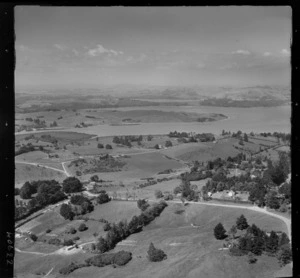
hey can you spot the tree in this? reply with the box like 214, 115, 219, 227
62, 177, 83, 193
97, 192, 111, 204
60, 204, 74, 220
105, 144, 113, 149
30, 233, 38, 242
154, 190, 163, 199
147, 242, 167, 262
214, 223, 227, 240
137, 199, 150, 211
103, 223, 111, 231
20, 181, 36, 199
278, 233, 290, 247
78, 223, 87, 232
90, 175, 99, 182
236, 215, 249, 230
277, 244, 292, 266
165, 140, 173, 147
96, 237, 109, 253
97, 143, 104, 149
244, 133, 249, 142
229, 225, 237, 239
266, 231, 279, 254
265, 191, 280, 209
147, 135, 153, 141
15, 188, 20, 196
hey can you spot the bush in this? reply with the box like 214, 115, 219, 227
78, 223, 88, 232
147, 242, 167, 262
63, 239, 74, 246
46, 229, 52, 233
137, 199, 150, 211
154, 190, 163, 199
59, 262, 86, 275
97, 192, 111, 204
103, 223, 112, 231
105, 144, 113, 149
214, 223, 227, 240
248, 253, 257, 264
30, 234, 38, 241
48, 238, 61, 246
97, 143, 104, 149
66, 227, 77, 234
86, 251, 132, 267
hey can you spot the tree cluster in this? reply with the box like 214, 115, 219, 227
16, 180, 66, 221
96, 191, 111, 204
62, 177, 83, 193
96, 201, 168, 253
147, 242, 167, 262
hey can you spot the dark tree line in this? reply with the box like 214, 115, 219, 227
96, 201, 168, 253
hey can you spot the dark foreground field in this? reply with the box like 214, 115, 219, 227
14, 202, 288, 278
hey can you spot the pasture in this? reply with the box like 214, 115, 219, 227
15, 164, 66, 186
66, 203, 287, 278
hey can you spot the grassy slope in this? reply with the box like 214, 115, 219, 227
69, 203, 286, 278
15, 164, 66, 186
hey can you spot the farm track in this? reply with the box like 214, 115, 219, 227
15, 160, 68, 176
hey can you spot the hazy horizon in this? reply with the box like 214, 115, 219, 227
15, 6, 291, 89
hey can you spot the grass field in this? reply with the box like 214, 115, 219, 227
162, 139, 241, 162
64, 203, 287, 278
14, 201, 288, 278
15, 164, 66, 186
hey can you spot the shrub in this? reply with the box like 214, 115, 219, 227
72, 236, 80, 241
64, 239, 74, 246
48, 238, 61, 246
97, 143, 104, 149
46, 229, 52, 233
59, 262, 86, 275
105, 144, 113, 149
103, 223, 111, 231
30, 234, 38, 241
97, 192, 111, 204
137, 199, 150, 211
86, 251, 132, 267
147, 242, 167, 262
66, 227, 77, 234
78, 223, 88, 232
248, 253, 257, 264
155, 190, 163, 199
214, 223, 227, 240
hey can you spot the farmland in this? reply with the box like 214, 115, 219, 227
14, 112, 291, 278
14, 201, 289, 278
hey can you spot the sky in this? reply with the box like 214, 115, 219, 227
15, 6, 291, 88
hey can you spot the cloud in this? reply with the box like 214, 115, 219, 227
263, 52, 272, 57
87, 44, 123, 57
280, 48, 290, 56
54, 44, 67, 51
231, 49, 251, 55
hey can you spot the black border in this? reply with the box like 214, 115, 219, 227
0, 2, 298, 278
